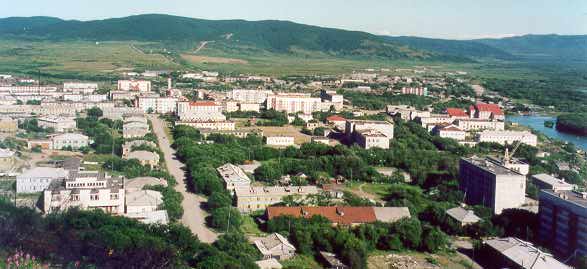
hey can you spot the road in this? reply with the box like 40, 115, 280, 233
149, 115, 218, 243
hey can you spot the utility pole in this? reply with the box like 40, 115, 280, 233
226, 208, 231, 233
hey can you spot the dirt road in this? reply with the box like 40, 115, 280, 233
149, 115, 218, 243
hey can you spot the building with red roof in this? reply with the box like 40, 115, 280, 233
325, 115, 347, 130
446, 108, 469, 119
266, 206, 410, 226
469, 103, 504, 120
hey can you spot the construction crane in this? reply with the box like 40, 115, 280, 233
503, 140, 523, 165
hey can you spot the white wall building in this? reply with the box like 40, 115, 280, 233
477, 131, 538, 147
217, 163, 252, 192
266, 93, 323, 114
235, 186, 320, 212
265, 136, 295, 147
117, 80, 151, 92
227, 89, 273, 104
16, 167, 69, 193
354, 129, 390, 149
176, 120, 236, 131
37, 116, 77, 132
137, 97, 177, 114
433, 125, 467, 141
51, 133, 90, 150
454, 119, 505, 131
63, 82, 98, 94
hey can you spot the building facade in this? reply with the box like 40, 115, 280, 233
17, 167, 69, 193
217, 163, 252, 192
476, 131, 538, 147
37, 116, 77, 132
235, 186, 320, 212
137, 97, 177, 114
51, 133, 90, 150
117, 80, 151, 92
265, 136, 295, 147
265, 93, 323, 114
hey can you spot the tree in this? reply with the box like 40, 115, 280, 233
209, 207, 242, 232
87, 107, 103, 118
393, 218, 423, 249
207, 191, 232, 210
422, 226, 449, 253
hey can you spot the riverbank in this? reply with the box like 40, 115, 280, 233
507, 115, 587, 151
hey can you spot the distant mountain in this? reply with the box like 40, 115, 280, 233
0, 14, 584, 63
475, 34, 587, 62
382, 36, 515, 60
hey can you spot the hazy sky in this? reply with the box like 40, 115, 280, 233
2, 0, 585, 39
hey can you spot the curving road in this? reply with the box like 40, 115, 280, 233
149, 115, 218, 243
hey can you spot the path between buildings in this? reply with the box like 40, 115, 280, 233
149, 115, 218, 243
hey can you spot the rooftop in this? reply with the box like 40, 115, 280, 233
541, 189, 587, 208
326, 115, 346, 122
461, 157, 523, 176
235, 186, 319, 197
254, 233, 296, 254
126, 190, 163, 207
484, 237, 571, 269
446, 207, 481, 223
446, 108, 468, 117
531, 174, 573, 188
127, 150, 159, 161
0, 148, 15, 158
267, 206, 410, 225
217, 163, 251, 184
472, 103, 503, 115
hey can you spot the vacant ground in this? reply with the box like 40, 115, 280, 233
181, 54, 249, 64
368, 251, 479, 269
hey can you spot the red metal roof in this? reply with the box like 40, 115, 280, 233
326, 115, 346, 122
474, 103, 503, 115
446, 108, 468, 117
267, 206, 377, 225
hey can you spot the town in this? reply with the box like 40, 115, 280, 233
0, 66, 585, 269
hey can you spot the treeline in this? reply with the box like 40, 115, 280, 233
340, 90, 433, 110
0, 201, 261, 269
556, 113, 587, 136
483, 78, 587, 113
76, 108, 123, 154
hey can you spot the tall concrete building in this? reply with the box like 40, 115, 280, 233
459, 157, 526, 214
538, 189, 587, 258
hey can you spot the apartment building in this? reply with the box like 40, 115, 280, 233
137, 97, 177, 114
265, 93, 323, 114
51, 133, 90, 150
0, 117, 17, 133
16, 167, 69, 193
125, 150, 160, 167
217, 163, 252, 192
354, 129, 390, 149
417, 114, 455, 128
531, 174, 574, 192
476, 130, 538, 147
238, 103, 261, 112
63, 94, 108, 103
63, 82, 98, 94
459, 157, 526, 214
401, 87, 428, 96
432, 124, 466, 141
235, 186, 320, 212
37, 116, 77, 132
227, 89, 273, 104
454, 119, 505, 131
123, 120, 150, 139
117, 80, 151, 92
175, 120, 236, 131
265, 135, 295, 147
482, 237, 571, 269
446, 108, 470, 120
320, 90, 344, 110
325, 115, 347, 130
538, 189, 587, 257
386, 105, 419, 121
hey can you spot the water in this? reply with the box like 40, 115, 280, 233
506, 115, 587, 151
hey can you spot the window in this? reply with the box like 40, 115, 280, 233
90, 194, 99, 201
110, 194, 119, 200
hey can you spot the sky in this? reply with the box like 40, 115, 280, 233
1, 0, 585, 39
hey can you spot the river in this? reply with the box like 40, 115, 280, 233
507, 115, 587, 151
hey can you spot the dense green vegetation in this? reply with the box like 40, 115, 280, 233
556, 113, 587, 136
340, 90, 434, 110
0, 200, 260, 269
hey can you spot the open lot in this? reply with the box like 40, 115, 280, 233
257, 125, 312, 145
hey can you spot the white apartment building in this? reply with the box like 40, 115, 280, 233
176, 101, 223, 115
477, 131, 537, 146
454, 119, 505, 131
433, 125, 467, 141
178, 111, 226, 122
137, 97, 177, 114
239, 103, 261, 112
175, 120, 236, 131
117, 80, 151, 92
235, 186, 320, 212
43, 170, 125, 214
265, 136, 295, 147
227, 89, 273, 104
16, 167, 69, 193
37, 116, 77, 132
345, 120, 395, 140
417, 114, 454, 128
320, 90, 344, 110
63, 82, 98, 94
266, 93, 323, 114
354, 129, 390, 149
123, 121, 150, 139
217, 163, 252, 192
63, 94, 108, 103
51, 133, 90, 150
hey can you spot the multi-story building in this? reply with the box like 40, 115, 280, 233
482, 237, 571, 269
137, 97, 177, 114
265, 93, 323, 114
459, 157, 526, 214
401, 87, 428, 96
538, 189, 587, 257
265, 135, 295, 147
0, 117, 17, 133
454, 119, 505, 131
238, 103, 261, 112
227, 89, 273, 104
325, 115, 347, 130
320, 90, 344, 110
16, 167, 69, 193
110, 90, 141, 100
117, 80, 151, 92
125, 150, 160, 168
176, 101, 223, 116
178, 111, 226, 122
386, 105, 419, 121
37, 116, 77, 132
354, 129, 390, 149
446, 108, 470, 120
469, 103, 505, 120
63, 82, 98, 94
235, 186, 320, 212
432, 124, 467, 141
175, 120, 236, 131
63, 94, 108, 103
51, 133, 90, 150
217, 163, 252, 192
417, 114, 454, 128
476, 131, 538, 147
43, 170, 125, 215
531, 174, 575, 192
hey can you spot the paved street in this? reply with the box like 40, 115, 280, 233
149, 115, 218, 243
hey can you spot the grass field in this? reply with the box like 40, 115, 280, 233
0, 39, 564, 80
0, 40, 178, 80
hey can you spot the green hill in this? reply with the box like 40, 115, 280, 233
476, 34, 587, 62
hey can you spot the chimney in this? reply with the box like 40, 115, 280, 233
167, 77, 172, 90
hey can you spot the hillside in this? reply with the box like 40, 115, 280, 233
383, 36, 515, 60
0, 14, 439, 60
476, 34, 587, 62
